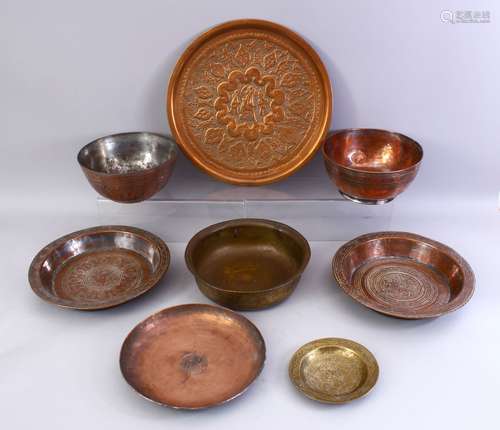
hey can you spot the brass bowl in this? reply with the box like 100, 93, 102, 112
78, 132, 177, 203
120, 304, 266, 409
289, 338, 379, 404
323, 129, 423, 204
185, 219, 310, 310
28, 226, 170, 310
333, 232, 475, 319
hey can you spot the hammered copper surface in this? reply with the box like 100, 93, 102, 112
185, 219, 310, 310
333, 232, 475, 319
289, 338, 378, 404
120, 304, 266, 409
167, 19, 332, 185
78, 132, 177, 203
323, 129, 423, 204
28, 226, 170, 310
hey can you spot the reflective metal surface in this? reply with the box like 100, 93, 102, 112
333, 232, 475, 319
289, 338, 379, 404
185, 219, 310, 310
78, 132, 177, 203
120, 304, 266, 409
167, 19, 332, 185
323, 129, 423, 204
29, 226, 170, 310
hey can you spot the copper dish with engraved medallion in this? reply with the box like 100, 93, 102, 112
119, 304, 266, 409
28, 226, 169, 310
333, 232, 475, 319
167, 19, 332, 185
289, 338, 379, 404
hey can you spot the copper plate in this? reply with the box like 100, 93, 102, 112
333, 232, 475, 319
167, 19, 332, 185
120, 304, 266, 409
289, 338, 379, 404
28, 226, 169, 310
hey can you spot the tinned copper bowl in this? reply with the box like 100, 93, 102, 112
78, 132, 177, 203
323, 129, 423, 204
185, 219, 311, 310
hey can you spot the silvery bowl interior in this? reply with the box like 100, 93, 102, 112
78, 132, 177, 175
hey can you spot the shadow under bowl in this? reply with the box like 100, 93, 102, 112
185, 219, 311, 310
78, 132, 177, 203
323, 128, 423, 204
28, 225, 170, 310
332, 231, 475, 319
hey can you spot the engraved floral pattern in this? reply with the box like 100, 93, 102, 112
175, 34, 324, 172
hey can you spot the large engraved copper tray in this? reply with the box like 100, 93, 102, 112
167, 19, 332, 185
120, 304, 266, 409
333, 232, 475, 319
28, 226, 169, 310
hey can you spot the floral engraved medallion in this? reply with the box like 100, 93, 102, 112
168, 20, 332, 184
54, 249, 151, 302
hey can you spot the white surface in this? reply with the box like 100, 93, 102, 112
2, 0, 500, 428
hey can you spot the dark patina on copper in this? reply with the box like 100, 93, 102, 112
119, 304, 266, 409
333, 232, 475, 319
28, 226, 170, 310
185, 219, 311, 310
78, 132, 177, 203
323, 129, 423, 204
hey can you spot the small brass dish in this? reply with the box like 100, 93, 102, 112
323, 128, 423, 204
120, 304, 266, 409
78, 132, 177, 203
333, 232, 475, 319
28, 226, 169, 310
185, 219, 310, 310
289, 338, 379, 404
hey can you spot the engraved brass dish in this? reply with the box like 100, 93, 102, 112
120, 304, 266, 409
185, 219, 310, 310
323, 129, 423, 204
78, 132, 177, 203
28, 226, 169, 310
289, 338, 379, 404
167, 19, 332, 185
333, 232, 475, 319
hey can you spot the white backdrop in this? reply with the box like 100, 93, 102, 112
2, 1, 499, 429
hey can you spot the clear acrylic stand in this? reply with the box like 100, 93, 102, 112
97, 160, 393, 242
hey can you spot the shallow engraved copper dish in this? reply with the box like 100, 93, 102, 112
333, 232, 475, 319
28, 226, 169, 310
78, 132, 177, 203
185, 219, 310, 310
289, 338, 379, 404
167, 19, 332, 185
323, 129, 423, 204
120, 304, 266, 409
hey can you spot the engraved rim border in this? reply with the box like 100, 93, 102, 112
166, 18, 333, 185
119, 303, 266, 410
332, 231, 475, 319
288, 337, 379, 404
28, 225, 170, 310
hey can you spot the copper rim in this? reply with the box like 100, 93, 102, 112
119, 304, 266, 409
322, 128, 423, 175
28, 225, 170, 310
332, 232, 475, 319
167, 19, 332, 185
